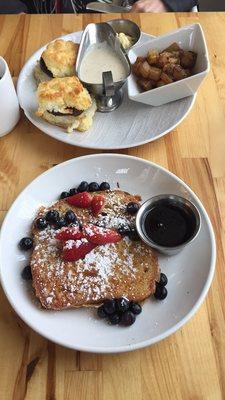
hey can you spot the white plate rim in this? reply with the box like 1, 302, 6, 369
17, 32, 196, 150
0, 154, 216, 353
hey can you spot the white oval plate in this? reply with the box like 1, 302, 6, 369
0, 154, 216, 353
17, 31, 196, 150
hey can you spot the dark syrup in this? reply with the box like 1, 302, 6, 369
143, 201, 197, 247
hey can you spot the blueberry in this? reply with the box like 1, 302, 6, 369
128, 227, 140, 241
19, 237, 33, 251
109, 312, 121, 325
64, 210, 77, 224
21, 265, 32, 280
60, 191, 70, 200
97, 305, 107, 319
120, 311, 136, 326
88, 182, 100, 192
117, 224, 131, 236
103, 299, 116, 315
159, 273, 168, 287
69, 188, 78, 196
126, 202, 140, 215
154, 284, 168, 300
129, 301, 142, 315
116, 297, 129, 313
36, 218, 48, 230
54, 217, 67, 229
45, 210, 59, 223
99, 182, 110, 191
77, 181, 89, 193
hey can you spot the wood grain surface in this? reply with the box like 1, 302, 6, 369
0, 12, 225, 400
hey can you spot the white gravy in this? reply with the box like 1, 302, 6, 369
79, 42, 127, 84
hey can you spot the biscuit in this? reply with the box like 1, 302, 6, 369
42, 99, 97, 133
34, 63, 51, 85
30, 190, 160, 310
41, 39, 78, 78
36, 76, 92, 115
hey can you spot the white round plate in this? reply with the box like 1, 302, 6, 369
0, 154, 216, 353
17, 32, 196, 150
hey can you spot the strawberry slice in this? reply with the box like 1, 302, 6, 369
67, 192, 92, 208
91, 195, 105, 216
55, 226, 84, 241
84, 224, 122, 245
62, 239, 96, 262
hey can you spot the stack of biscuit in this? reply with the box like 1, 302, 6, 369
34, 39, 96, 133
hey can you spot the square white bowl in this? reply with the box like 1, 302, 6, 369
128, 23, 210, 107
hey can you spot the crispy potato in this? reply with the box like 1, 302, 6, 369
139, 61, 152, 79
156, 80, 166, 88
180, 51, 197, 69
160, 72, 173, 84
132, 59, 144, 77
137, 78, 153, 91
163, 42, 181, 52
173, 65, 189, 81
148, 65, 162, 81
163, 63, 175, 76
147, 49, 159, 65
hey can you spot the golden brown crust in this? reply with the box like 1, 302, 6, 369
41, 39, 78, 78
36, 76, 92, 116
30, 190, 160, 310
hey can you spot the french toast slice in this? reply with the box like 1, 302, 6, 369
30, 190, 160, 310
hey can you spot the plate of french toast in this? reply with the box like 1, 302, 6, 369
0, 154, 216, 352
17, 24, 196, 150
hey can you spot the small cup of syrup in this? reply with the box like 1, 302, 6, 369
136, 195, 201, 256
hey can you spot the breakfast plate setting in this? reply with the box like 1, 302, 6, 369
0, 18, 215, 354
17, 20, 209, 150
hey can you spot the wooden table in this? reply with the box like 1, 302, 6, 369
0, 12, 225, 400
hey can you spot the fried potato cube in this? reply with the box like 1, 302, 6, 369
137, 78, 153, 92
163, 63, 175, 76
163, 42, 181, 52
156, 80, 166, 88
139, 61, 152, 79
147, 49, 159, 65
180, 51, 197, 69
173, 65, 189, 81
132, 58, 146, 77
148, 65, 162, 81
160, 72, 173, 84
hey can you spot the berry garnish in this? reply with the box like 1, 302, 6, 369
126, 202, 140, 215
99, 182, 110, 191
109, 313, 121, 325
91, 194, 105, 216
63, 239, 96, 262
60, 191, 70, 200
21, 265, 32, 280
36, 218, 48, 230
56, 226, 83, 241
159, 273, 168, 287
54, 217, 67, 229
19, 237, 33, 251
88, 182, 100, 192
64, 210, 77, 224
117, 224, 131, 236
46, 210, 59, 223
84, 224, 122, 245
120, 311, 136, 326
97, 305, 107, 319
103, 299, 116, 315
116, 297, 129, 313
129, 301, 142, 315
128, 227, 140, 241
69, 188, 78, 196
67, 192, 92, 208
154, 284, 168, 300
77, 181, 89, 193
